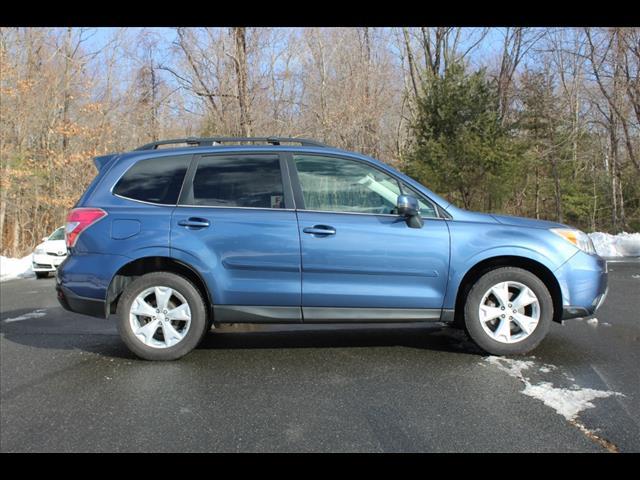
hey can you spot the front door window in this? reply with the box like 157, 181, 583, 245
293, 155, 402, 215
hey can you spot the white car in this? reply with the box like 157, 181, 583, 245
32, 227, 68, 278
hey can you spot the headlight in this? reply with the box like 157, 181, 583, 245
34, 247, 45, 254
550, 228, 596, 255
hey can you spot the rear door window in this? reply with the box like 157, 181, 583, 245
113, 155, 190, 205
186, 155, 285, 209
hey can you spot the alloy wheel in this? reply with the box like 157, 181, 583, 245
478, 281, 540, 344
129, 286, 192, 348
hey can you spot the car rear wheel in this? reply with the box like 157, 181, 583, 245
463, 267, 553, 355
116, 272, 208, 360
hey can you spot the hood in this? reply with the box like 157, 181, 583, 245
39, 239, 68, 255
490, 214, 567, 230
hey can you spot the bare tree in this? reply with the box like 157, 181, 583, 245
227, 27, 252, 136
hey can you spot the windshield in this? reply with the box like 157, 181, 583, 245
48, 227, 65, 241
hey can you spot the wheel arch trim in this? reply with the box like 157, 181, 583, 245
447, 251, 564, 325
106, 255, 213, 316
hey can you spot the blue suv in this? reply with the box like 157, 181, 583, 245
56, 137, 608, 360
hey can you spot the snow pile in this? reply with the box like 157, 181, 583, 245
0, 255, 34, 282
589, 232, 640, 257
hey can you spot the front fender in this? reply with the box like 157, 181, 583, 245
443, 221, 576, 309
443, 246, 562, 309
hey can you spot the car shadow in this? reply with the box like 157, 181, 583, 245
0, 307, 485, 359
199, 323, 484, 355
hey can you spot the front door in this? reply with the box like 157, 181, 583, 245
290, 153, 450, 321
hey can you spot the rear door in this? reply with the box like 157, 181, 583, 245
170, 152, 302, 321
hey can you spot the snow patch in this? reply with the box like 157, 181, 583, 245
539, 364, 558, 373
3, 309, 47, 323
485, 355, 534, 378
522, 382, 619, 421
587, 318, 598, 326
483, 356, 622, 421
589, 232, 640, 257
0, 255, 34, 282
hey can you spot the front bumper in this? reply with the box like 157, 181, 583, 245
556, 251, 608, 319
32, 253, 66, 272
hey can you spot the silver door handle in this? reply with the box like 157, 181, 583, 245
303, 225, 336, 236
178, 218, 210, 228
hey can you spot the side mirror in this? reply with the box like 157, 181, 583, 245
396, 195, 423, 228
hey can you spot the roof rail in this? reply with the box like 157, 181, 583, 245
134, 137, 328, 151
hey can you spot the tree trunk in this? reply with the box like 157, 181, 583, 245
534, 166, 540, 220
0, 187, 6, 250
150, 62, 158, 141
361, 27, 377, 157
232, 27, 252, 137
402, 28, 420, 99
591, 158, 597, 231
12, 201, 20, 257
61, 27, 72, 153
609, 125, 619, 231
551, 156, 563, 223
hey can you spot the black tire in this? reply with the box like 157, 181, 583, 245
463, 267, 553, 356
35, 271, 49, 279
116, 271, 208, 361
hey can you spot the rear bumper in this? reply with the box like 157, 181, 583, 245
556, 251, 608, 319
55, 252, 131, 319
57, 283, 106, 318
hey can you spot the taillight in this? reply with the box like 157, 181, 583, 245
65, 208, 107, 248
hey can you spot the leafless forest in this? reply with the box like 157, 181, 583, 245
1, 27, 639, 256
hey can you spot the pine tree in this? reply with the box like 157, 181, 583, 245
406, 62, 520, 211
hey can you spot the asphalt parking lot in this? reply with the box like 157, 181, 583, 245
1, 260, 638, 452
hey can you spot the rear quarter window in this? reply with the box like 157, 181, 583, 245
113, 155, 190, 205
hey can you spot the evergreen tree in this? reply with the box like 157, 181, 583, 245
406, 63, 520, 211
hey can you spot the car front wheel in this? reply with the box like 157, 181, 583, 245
463, 267, 553, 355
116, 272, 208, 360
